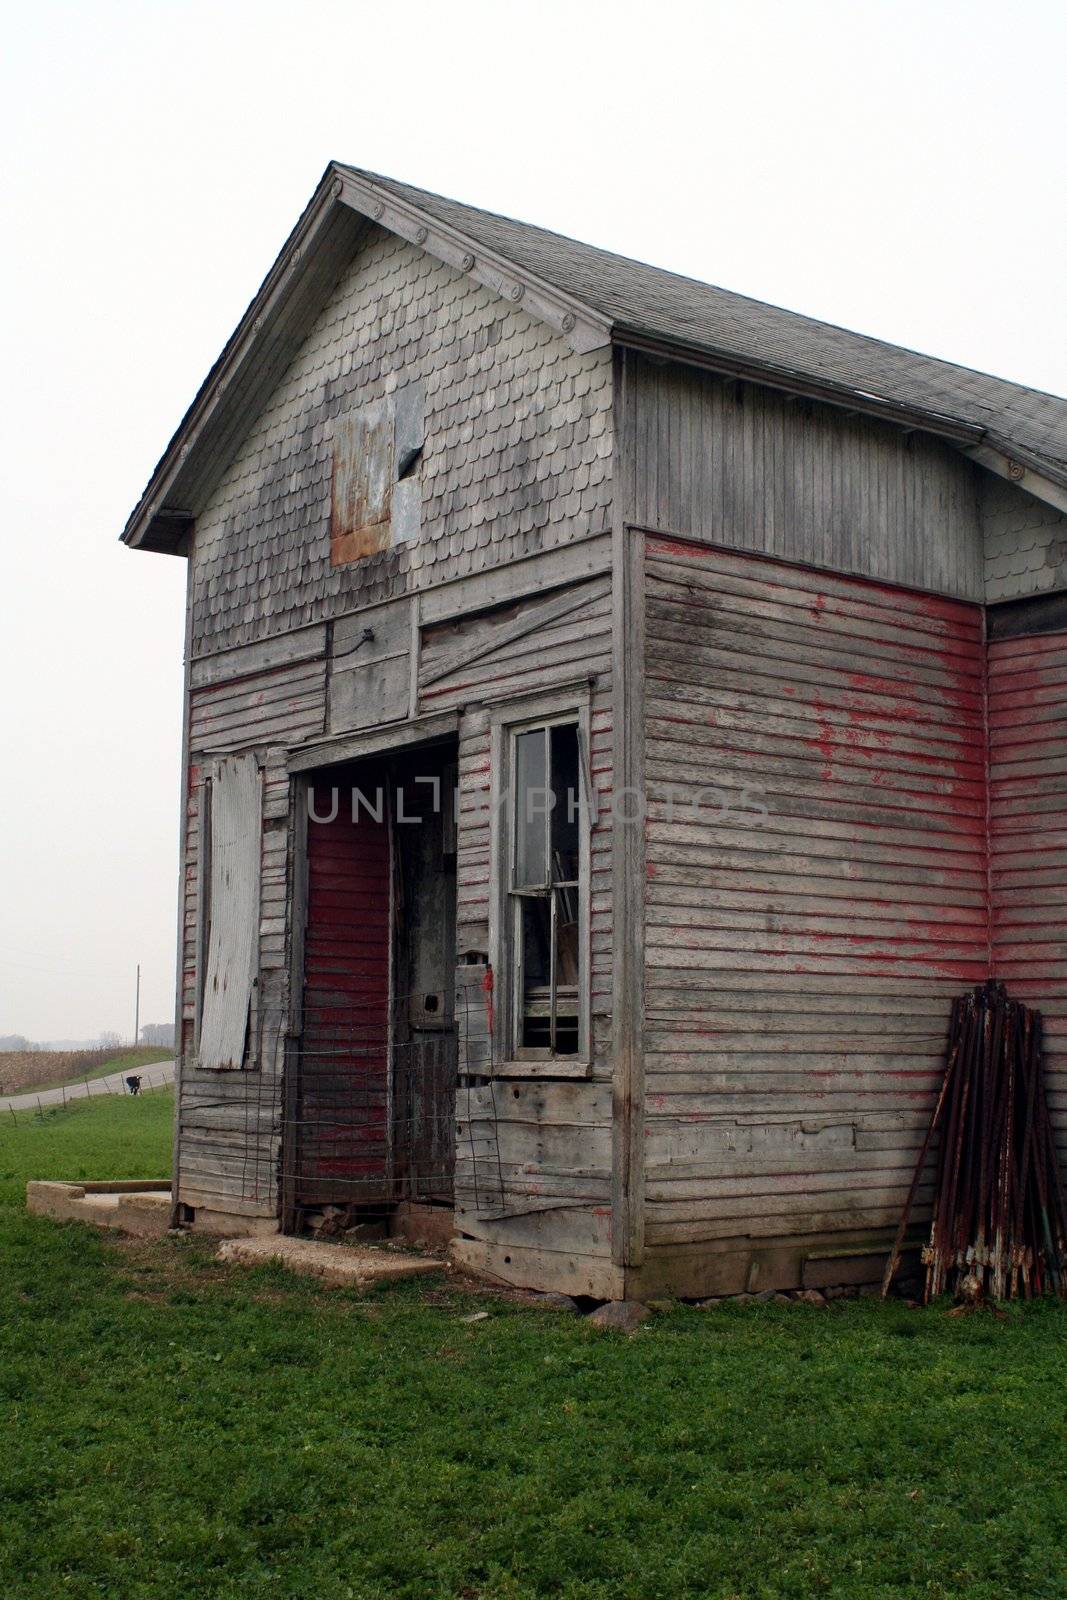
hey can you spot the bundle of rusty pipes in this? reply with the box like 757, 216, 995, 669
883, 980, 1067, 1304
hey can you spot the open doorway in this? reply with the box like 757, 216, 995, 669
284, 738, 458, 1234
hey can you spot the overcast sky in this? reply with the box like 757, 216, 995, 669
1, 0, 1064, 1042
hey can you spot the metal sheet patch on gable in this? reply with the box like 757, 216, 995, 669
330, 399, 393, 565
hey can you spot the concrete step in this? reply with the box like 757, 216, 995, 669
27, 1181, 172, 1238
216, 1234, 444, 1289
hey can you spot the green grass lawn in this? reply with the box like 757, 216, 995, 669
2, 1093, 1066, 1599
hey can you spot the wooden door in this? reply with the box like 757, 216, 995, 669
296, 773, 392, 1209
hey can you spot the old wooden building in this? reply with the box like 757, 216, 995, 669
123, 164, 1067, 1299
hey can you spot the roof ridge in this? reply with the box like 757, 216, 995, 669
341, 164, 1067, 416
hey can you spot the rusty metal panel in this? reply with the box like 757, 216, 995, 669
330, 399, 393, 565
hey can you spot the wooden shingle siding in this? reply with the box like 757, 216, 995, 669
989, 629, 1067, 1140
191, 227, 612, 657
642, 537, 988, 1255
625, 353, 984, 600
982, 475, 1067, 603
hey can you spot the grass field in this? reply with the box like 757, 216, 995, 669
0, 1045, 172, 1098
2, 1094, 1067, 1598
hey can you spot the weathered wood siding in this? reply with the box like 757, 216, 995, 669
176, 651, 328, 1217
417, 575, 618, 1292
640, 536, 989, 1292
989, 628, 1067, 1142
177, 223, 615, 1220
191, 226, 612, 657
175, 560, 619, 1237
624, 351, 983, 600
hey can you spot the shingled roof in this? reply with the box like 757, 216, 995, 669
343, 165, 1067, 486
124, 162, 1067, 551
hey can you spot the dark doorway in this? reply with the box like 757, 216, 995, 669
286, 740, 458, 1229
391, 747, 458, 1204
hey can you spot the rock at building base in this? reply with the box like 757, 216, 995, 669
794, 1288, 828, 1307
585, 1300, 651, 1333
531, 1292, 580, 1312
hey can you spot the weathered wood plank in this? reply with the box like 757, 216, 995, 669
198, 755, 262, 1071
640, 537, 987, 1263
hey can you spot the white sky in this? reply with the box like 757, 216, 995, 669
1, 0, 1065, 1041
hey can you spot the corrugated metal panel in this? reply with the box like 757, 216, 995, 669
643, 537, 988, 1250
626, 355, 984, 600
296, 779, 392, 1206
989, 629, 1067, 1137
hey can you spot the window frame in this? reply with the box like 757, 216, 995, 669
488, 689, 593, 1079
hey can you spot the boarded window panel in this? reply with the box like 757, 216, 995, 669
330, 400, 393, 566
199, 754, 261, 1070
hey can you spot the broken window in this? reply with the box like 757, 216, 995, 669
507, 718, 586, 1059
197, 753, 261, 1070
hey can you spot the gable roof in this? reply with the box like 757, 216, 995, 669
123, 161, 1067, 552
348, 166, 1067, 482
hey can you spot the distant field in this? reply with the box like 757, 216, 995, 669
0, 1046, 171, 1097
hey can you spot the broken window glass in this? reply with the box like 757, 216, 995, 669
509, 718, 583, 1058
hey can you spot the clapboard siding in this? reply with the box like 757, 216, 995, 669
642, 537, 988, 1254
989, 629, 1067, 1137
420, 578, 616, 1272
175, 655, 329, 1216
625, 352, 984, 600
419, 576, 615, 1072
451, 1078, 617, 1296
188, 658, 327, 755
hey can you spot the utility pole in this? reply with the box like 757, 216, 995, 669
134, 963, 140, 1048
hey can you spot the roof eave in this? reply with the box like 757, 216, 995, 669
613, 324, 986, 448
962, 441, 1067, 515
334, 167, 612, 356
